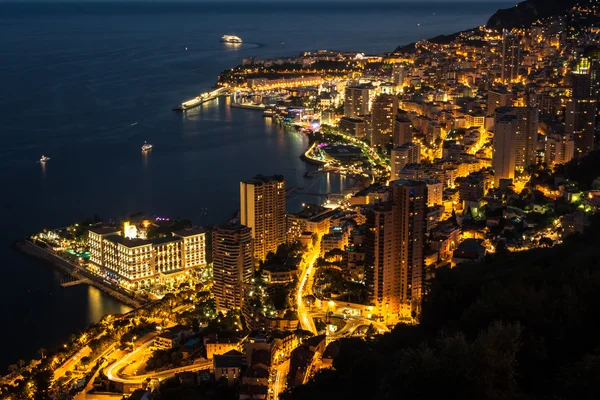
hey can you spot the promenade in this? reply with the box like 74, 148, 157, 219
13, 239, 143, 308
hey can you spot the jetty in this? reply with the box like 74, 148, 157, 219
13, 240, 144, 308
172, 87, 229, 112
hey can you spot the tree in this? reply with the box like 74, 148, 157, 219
38, 348, 46, 359
365, 324, 377, 337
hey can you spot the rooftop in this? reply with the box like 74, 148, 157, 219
173, 228, 207, 237
88, 226, 120, 235
104, 235, 151, 248
243, 175, 285, 185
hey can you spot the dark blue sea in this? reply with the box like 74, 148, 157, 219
0, 1, 510, 370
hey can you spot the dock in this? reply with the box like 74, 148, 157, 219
173, 87, 229, 112
12, 240, 144, 308
61, 279, 88, 287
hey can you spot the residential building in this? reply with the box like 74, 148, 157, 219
501, 30, 520, 83
452, 239, 487, 265
391, 180, 427, 322
212, 223, 254, 313
392, 115, 413, 147
392, 63, 406, 89
344, 86, 370, 118
495, 107, 539, 170
240, 175, 286, 261
370, 94, 398, 147
492, 115, 517, 185
545, 133, 575, 165
390, 143, 420, 181
566, 70, 597, 158
364, 203, 394, 313
487, 87, 512, 116
339, 116, 367, 138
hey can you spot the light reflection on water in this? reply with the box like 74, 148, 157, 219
87, 286, 132, 323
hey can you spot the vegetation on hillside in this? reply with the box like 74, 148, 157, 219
285, 214, 600, 400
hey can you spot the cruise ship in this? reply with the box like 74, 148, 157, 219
221, 35, 242, 44
141, 141, 153, 152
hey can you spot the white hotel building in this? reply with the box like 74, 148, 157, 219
88, 225, 206, 290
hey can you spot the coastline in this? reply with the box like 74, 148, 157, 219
12, 239, 144, 309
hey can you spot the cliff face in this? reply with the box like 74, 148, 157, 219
486, 0, 578, 30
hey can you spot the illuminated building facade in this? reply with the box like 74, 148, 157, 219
391, 143, 420, 180
370, 94, 398, 147
391, 180, 427, 320
88, 225, 206, 290
492, 115, 517, 185
495, 107, 538, 170
392, 115, 413, 147
212, 223, 254, 313
545, 133, 575, 166
344, 86, 370, 118
364, 203, 394, 317
567, 70, 597, 158
501, 30, 520, 83
240, 175, 287, 262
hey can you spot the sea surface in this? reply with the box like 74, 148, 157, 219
0, 1, 510, 370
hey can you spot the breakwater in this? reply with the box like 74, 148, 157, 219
12, 240, 143, 308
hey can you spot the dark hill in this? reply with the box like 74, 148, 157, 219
487, 0, 579, 30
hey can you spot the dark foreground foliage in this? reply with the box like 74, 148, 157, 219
285, 215, 600, 400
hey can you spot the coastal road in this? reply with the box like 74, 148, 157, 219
104, 334, 211, 385
53, 346, 91, 381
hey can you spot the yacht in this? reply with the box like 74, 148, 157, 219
141, 141, 153, 152
39, 155, 50, 163
221, 35, 242, 44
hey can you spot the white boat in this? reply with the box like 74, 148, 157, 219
221, 35, 242, 44
39, 155, 50, 163
141, 141, 153, 152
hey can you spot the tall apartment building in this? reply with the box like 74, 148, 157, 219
390, 143, 420, 180
240, 175, 286, 262
501, 30, 520, 83
492, 115, 517, 185
88, 226, 206, 291
392, 115, 413, 147
344, 86, 370, 118
545, 133, 575, 166
212, 223, 254, 313
566, 98, 596, 158
566, 70, 597, 158
391, 180, 427, 321
370, 94, 398, 147
495, 107, 538, 169
487, 87, 512, 116
392, 63, 406, 89
364, 203, 394, 319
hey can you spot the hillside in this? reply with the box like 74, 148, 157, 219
285, 214, 600, 400
487, 0, 580, 30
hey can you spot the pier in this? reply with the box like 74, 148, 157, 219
173, 87, 229, 112
61, 279, 88, 288
13, 240, 144, 308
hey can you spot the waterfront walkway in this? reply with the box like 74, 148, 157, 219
14, 240, 143, 308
